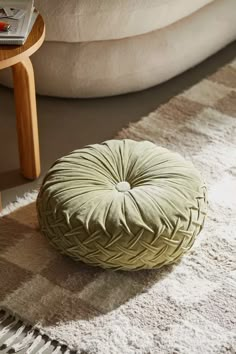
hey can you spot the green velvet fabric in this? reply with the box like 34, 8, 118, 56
37, 140, 207, 270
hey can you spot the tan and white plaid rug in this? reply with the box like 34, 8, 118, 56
0, 58, 236, 354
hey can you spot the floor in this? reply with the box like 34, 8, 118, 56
0, 42, 235, 209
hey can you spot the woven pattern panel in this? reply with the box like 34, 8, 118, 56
37, 140, 207, 270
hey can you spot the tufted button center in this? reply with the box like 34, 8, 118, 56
116, 181, 131, 192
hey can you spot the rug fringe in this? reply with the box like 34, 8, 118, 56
51, 346, 62, 354
26, 334, 42, 353
2, 323, 26, 347
0, 309, 74, 353
11, 328, 35, 352
37, 339, 52, 354
0, 317, 19, 339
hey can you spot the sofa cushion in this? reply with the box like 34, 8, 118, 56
35, 0, 214, 42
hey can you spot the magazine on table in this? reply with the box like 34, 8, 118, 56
0, 0, 37, 45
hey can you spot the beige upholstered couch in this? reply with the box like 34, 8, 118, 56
1, 0, 236, 97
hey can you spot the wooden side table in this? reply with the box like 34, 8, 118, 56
0, 15, 45, 180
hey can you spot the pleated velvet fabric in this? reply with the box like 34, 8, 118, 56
36, 140, 207, 270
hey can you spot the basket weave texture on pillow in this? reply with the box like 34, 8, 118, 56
37, 140, 207, 270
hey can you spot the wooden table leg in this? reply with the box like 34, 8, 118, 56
12, 57, 40, 180
0, 193, 2, 212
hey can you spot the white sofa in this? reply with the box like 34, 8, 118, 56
1, 0, 236, 98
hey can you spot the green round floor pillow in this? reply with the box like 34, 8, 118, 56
37, 140, 207, 270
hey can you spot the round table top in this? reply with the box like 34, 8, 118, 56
0, 14, 45, 70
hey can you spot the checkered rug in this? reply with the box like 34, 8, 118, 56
0, 58, 236, 354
